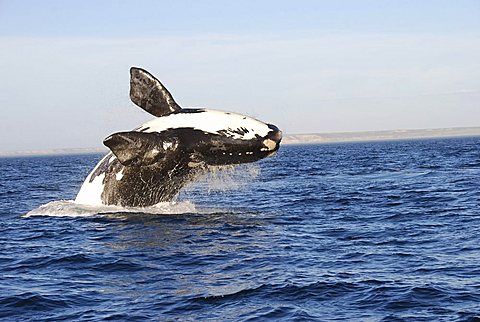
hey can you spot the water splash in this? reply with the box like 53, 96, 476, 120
25, 163, 260, 218
24, 200, 197, 218
189, 163, 260, 193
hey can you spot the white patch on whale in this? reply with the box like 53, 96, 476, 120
262, 138, 277, 151
74, 154, 112, 206
75, 172, 105, 206
116, 169, 124, 181
139, 109, 271, 140
163, 141, 174, 150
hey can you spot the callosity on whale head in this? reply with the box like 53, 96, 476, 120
75, 67, 282, 207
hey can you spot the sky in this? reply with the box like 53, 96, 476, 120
0, 0, 479, 151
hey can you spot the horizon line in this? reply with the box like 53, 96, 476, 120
1, 126, 479, 157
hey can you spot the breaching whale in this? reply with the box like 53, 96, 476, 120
75, 67, 282, 207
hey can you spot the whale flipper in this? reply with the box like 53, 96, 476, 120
104, 131, 179, 166
129, 67, 181, 117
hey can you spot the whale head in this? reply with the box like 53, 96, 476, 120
103, 68, 282, 169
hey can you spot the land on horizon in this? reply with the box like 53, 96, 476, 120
1, 126, 479, 157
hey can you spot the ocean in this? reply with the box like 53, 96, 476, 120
1, 137, 479, 321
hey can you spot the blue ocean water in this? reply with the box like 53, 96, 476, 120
1, 137, 480, 321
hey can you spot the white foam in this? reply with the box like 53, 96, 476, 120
24, 200, 198, 218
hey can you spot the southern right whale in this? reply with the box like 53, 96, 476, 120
75, 67, 282, 207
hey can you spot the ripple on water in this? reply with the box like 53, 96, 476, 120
1, 138, 480, 321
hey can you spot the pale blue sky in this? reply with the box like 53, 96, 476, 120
1, 1, 479, 151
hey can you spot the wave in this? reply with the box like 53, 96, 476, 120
0, 292, 69, 312
191, 280, 366, 304
23, 200, 198, 218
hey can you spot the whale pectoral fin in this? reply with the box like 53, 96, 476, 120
103, 131, 178, 167
129, 67, 182, 117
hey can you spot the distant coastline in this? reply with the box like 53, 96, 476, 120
282, 126, 480, 145
1, 126, 479, 157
